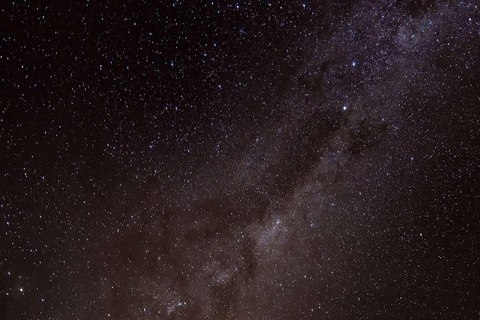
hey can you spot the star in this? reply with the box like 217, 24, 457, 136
2, 0, 478, 318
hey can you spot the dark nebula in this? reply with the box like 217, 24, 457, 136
1, 1, 480, 319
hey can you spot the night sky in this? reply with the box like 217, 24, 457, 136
1, 0, 480, 319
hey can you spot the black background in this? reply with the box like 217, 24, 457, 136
1, 0, 479, 319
